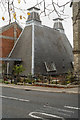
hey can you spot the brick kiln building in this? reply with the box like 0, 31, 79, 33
0, 22, 22, 75
7, 7, 73, 76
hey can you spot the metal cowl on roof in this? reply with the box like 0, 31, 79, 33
53, 18, 64, 33
26, 7, 41, 25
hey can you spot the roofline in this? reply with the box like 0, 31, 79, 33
14, 21, 23, 30
26, 19, 41, 23
27, 7, 40, 11
0, 21, 23, 33
53, 18, 63, 21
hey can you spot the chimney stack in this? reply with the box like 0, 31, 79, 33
53, 18, 64, 33
26, 7, 41, 25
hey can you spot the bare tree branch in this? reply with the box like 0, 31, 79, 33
0, 0, 72, 25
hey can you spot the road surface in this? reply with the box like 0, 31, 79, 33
0, 87, 80, 119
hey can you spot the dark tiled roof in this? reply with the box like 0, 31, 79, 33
34, 25, 73, 75
9, 24, 73, 75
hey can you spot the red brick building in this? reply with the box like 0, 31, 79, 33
0, 22, 22, 75
0, 22, 22, 58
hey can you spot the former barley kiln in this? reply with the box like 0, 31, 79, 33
8, 7, 73, 76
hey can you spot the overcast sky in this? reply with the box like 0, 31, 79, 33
0, 0, 73, 47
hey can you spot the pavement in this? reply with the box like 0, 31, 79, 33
0, 83, 80, 94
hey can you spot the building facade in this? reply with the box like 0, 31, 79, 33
8, 7, 73, 76
71, 1, 80, 75
0, 22, 22, 76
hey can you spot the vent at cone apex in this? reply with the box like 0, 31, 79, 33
26, 7, 41, 25
53, 18, 64, 33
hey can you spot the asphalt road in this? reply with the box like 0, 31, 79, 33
0, 87, 80, 120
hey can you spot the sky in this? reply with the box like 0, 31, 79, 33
0, 0, 73, 47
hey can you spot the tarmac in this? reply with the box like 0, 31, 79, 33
0, 83, 80, 94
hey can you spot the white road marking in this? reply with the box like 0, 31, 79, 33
44, 105, 74, 113
29, 112, 64, 120
0, 95, 29, 102
29, 112, 42, 119
64, 106, 80, 110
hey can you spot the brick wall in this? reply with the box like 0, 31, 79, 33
0, 38, 2, 57
0, 23, 22, 58
1, 26, 14, 37
2, 38, 14, 57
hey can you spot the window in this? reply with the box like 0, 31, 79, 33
44, 62, 57, 72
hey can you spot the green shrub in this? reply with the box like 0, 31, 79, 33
66, 81, 70, 84
27, 79, 32, 84
4, 81, 9, 84
25, 79, 32, 84
51, 81, 57, 84
66, 71, 74, 83
32, 80, 35, 84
